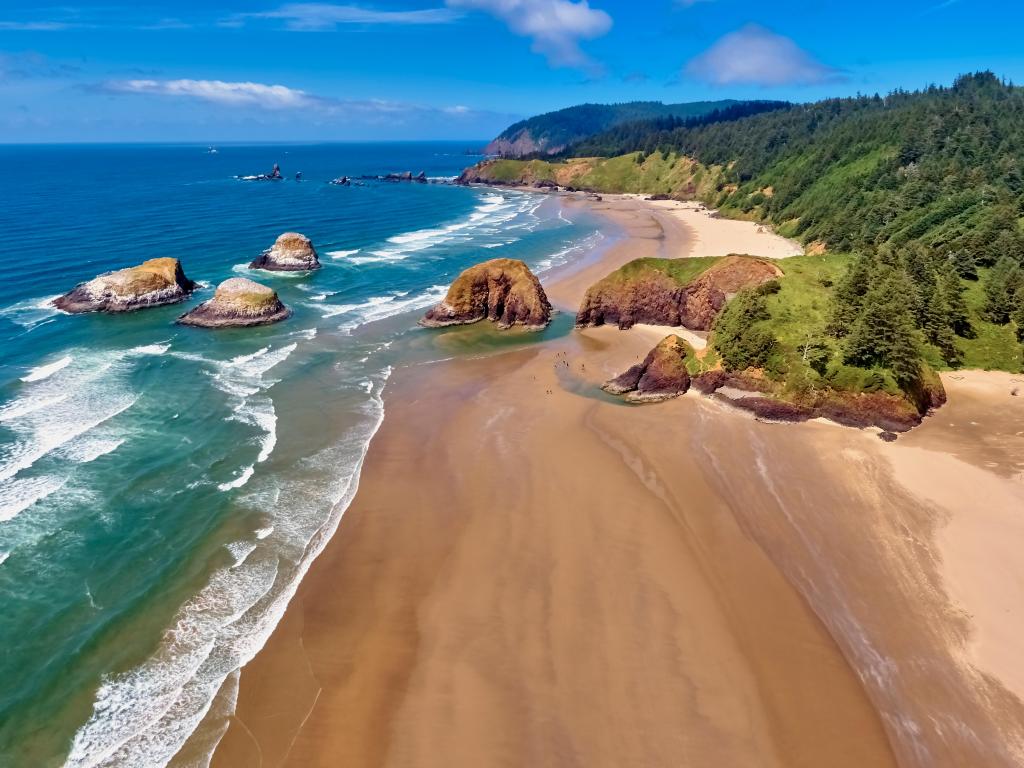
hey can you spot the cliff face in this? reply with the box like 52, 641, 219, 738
53, 258, 195, 313
603, 335, 693, 402
420, 258, 552, 331
484, 133, 560, 158
250, 232, 320, 272
178, 277, 290, 328
577, 255, 782, 331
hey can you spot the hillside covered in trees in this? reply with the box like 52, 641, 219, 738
463, 73, 1024, 419
485, 99, 788, 157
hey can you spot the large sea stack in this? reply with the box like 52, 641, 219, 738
420, 258, 552, 331
53, 258, 195, 314
603, 335, 693, 402
249, 232, 321, 272
577, 255, 783, 331
177, 277, 290, 328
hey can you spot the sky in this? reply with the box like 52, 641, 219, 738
1, 0, 1022, 143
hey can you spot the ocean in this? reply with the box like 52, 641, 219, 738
0, 143, 607, 766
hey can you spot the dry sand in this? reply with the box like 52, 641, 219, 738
204, 196, 1024, 768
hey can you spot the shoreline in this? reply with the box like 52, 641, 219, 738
203, 194, 1024, 767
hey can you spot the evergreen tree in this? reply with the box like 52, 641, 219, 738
937, 264, 973, 337
983, 257, 1023, 324
1014, 293, 1024, 343
923, 282, 963, 366
828, 252, 875, 337
844, 268, 922, 386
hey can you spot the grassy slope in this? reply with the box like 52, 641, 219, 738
724, 255, 1023, 390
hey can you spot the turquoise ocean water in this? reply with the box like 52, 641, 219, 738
0, 143, 606, 766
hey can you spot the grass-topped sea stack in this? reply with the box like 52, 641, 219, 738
603, 334, 694, 402
249, 232, 321, 272
53, 257, 195, 313
177, 277, 291, 328
577, 255, 782, 330
420, 258, 552, 331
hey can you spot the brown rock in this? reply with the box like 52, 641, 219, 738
249, 232, 320, 272
53, 258, 195, 314
177, 277, 290, 328
603, 335, 692, 402
577, 255, 782, 331
420, 258, 552, 331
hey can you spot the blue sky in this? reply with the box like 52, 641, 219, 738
1, 0, 1021, 143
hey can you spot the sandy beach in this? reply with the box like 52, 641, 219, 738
202, 196, 1024, 768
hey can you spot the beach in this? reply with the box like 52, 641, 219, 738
203, 195, 1024, 768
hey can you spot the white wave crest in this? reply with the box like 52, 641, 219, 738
21, 355, 73, 383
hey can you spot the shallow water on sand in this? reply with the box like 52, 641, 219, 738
0, 143, 607, 766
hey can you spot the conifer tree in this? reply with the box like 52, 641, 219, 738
845, 267, 922, 386
828, 252, 875, 337
937, 264, 974, 337
983, 257, 1023, 324
924, 282, 963, 366
1014, 293, 1024, 343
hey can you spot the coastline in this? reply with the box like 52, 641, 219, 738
202, 194, 1024, 767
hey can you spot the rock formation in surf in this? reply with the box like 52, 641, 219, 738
53, 258, 195, 314
249, 232, 321, 272
177, 277, 290, 328
576, 255, 783, 331
603, 335, 693, 402
420, 258, 552, 331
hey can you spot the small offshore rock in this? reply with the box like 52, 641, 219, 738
249, 232, 320, 272
177, 277, 290, 328
420, 258, 552, 330
53, 257, 195, 314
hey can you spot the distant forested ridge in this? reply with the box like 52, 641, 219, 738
485, 99, 788, 157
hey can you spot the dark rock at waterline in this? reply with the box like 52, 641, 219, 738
603, 335, 693, 403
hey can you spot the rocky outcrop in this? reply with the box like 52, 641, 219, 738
603, 335, 693, 402
692, 369, 946, 432
484, 133, 558, 158
177, 278, 290, 328
249, 232, 320, 272
53, 258, 195, 313
420, 258, 552, 331
576, 255, 783, 331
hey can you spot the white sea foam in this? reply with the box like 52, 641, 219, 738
66, 367, 392, 768
0, 342, 166, 522
21, 354, 73, 383
225, 540, 258, 569
254, 526, 273, 540
0, 294, 62, 330
217, 465, 254, 492
0, 552, 8, 566
326, 249, 359, 259
319, 285, 447, 334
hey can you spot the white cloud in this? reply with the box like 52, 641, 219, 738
446, 0, 611, 71
233, 3, 459, 31
686, 24, 842, 87
105, 79, 320, 109
0, 21, 74, 30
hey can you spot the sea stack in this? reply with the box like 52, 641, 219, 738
420, 258, 552, 331
53, 257, 195, 314
177, 277, 290, 328
603, 335, 693, 402
249, 232, 321, 272
577, 255, 783, 331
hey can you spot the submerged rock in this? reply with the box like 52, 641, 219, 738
420, 258, 552, 330
177, 277, 290, 328
249, 232, 320, 272
577, 255, 783, 331
603, 335, 693, 402
53, 257, 195, 314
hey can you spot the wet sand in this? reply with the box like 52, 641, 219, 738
207, 197, 1024, 767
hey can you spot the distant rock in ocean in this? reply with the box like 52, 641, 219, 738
420, 258, 552, 331
249, 232, 321, 272
53, 257, 195, 314
603, 335, 693, 402
177, 277, 290, 328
